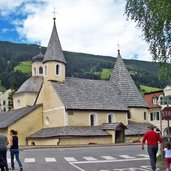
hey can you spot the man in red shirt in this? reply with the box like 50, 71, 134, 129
142, 126, 163, 171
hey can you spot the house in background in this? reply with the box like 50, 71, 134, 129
0, 89, 12, 112
144, 87, 171, 136
0, 16, 150, 146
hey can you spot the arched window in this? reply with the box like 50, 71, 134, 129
152, 96, 158, 104
33, 67, 36, 76
56, 64, 59, 75
89, 113, 98, 126
17, 99, 20, 107
107, 113, 114, 123
45, 116, 50, 125
44, 65, 47, 76
39, 66, 43, 74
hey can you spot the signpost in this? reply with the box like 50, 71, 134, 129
161, 106, 171, 141
161, 107, 171, 120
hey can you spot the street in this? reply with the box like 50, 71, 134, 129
6, 145, 164, 171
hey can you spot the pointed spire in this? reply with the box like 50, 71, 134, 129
43, 17, 66, 64
110, 50, 148, 108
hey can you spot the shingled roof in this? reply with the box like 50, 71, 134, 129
51, 77, 128, 111
15, 76, 43, 95
43, 19, 66, 64
27, 126, 110, 139
125, 121, 156, 136
0, 104, 41, 128
32, 52, 44, 63
109, 50, 149, 108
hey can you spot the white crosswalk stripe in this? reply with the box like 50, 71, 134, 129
137, 154, 149, 158
119, 155, 135, 159
101, 156, 116, 160
64, 157, 77, 162
45, 157, 56, 162
7, 153, 148, 164
24, 158, 35, 163
83, 157, 97, 161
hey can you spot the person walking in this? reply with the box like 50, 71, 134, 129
142, 125, 163, 171
0, 133, 9, 171
164, 142, 171, 171
9, 130, 23, 171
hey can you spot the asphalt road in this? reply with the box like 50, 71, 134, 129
6, 144, 165, 171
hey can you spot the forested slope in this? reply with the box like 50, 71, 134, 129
0, 41, 169, 92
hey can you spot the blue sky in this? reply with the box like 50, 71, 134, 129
0, 0, 152, 61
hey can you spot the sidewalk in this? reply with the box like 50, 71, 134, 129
19, 142, 141, 150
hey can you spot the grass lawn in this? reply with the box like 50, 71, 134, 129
140, 85, 161, 94
14, 61, 32, 74
101, 68, 112, 80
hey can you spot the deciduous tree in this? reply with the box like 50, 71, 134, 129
125, 0, 171, 62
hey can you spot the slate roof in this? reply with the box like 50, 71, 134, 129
32, 52, 44, 63
125, 121, 156, 136
15, 76, 43, 95
109, 50, 149, 108
101, 122, 127, 130
43, 19, 66, 64
51, 77, 128, 111
0, 105, 41, 128
27, 126, 110, 139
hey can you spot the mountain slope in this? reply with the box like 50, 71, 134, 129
0, 41, 169, 91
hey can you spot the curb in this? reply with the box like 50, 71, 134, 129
19, 142, 141, 150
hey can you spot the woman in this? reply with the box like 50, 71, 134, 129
9, 130, 23, 171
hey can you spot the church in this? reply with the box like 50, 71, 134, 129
0, 17, 151, 146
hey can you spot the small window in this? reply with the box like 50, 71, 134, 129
144, 112, 147, 120
127, 111, 131, 119
152, 96, 158, 105
33, 67, 36, 76
45, 116, 50, 125
56, 64, 59, 75
89, 113, 97, 126
31, 142, 35, 146
39, 66, 43, 74
3, 101, 5, 105
150, 112, 159, 121
17, 99, 20, 107
45, 65, 47, 75
107, 114, 114, 123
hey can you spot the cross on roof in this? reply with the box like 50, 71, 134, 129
53, 7, 57, 20
117, 41, 120, 51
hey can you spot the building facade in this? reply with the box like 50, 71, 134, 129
0, 17, 150, 146
0, 89, 12, 112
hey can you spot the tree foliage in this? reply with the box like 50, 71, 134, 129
125, 0, 171, 62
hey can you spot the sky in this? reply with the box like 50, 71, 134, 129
0, 0, 153, 61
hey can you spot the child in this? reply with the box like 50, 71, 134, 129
164, 142, 171, 171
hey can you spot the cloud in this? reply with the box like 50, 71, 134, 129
0, 0, 25, 16
0, 0, 152, 61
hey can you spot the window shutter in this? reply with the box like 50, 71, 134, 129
150, 113, 153, 121
157, 112, 159, 120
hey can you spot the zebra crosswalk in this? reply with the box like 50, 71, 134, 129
7, 154, 148, 164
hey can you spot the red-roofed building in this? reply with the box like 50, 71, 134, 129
144, 90, 170, 135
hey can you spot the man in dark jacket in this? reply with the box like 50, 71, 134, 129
0, 133, 9, 171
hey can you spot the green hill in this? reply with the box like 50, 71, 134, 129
0, 40, 170, 92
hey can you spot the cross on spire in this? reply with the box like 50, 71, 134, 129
53, 7, 57, 21
117, 41, 120, 51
